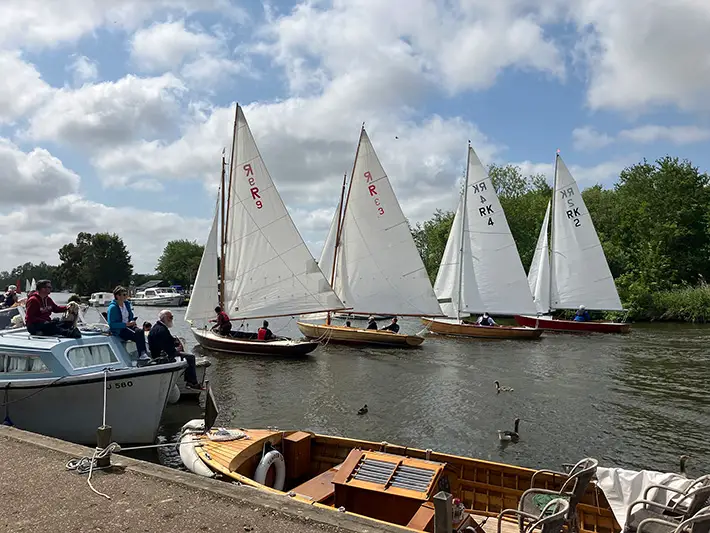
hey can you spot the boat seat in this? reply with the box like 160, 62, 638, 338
291, 464, 343, 504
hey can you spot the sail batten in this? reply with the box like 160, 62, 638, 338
333, 129, 442, 317
550, 155, 622, 311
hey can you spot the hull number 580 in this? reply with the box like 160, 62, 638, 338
106, 381, 133, 390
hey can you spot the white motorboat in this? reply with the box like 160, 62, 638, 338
0, 329, 185, 445
131, 287, 183, 307
88, 291, 113, 308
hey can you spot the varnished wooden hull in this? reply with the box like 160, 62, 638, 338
191, 328, 318, 357
514, 315, 631, 334
184, 427, 619, 533
296, 322, 424, 347
422, 318, 543, 339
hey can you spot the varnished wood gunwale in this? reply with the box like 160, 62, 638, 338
421, 318, 543, 339
296, 322, 425, 347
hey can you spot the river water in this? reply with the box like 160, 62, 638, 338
144, 306, 710, 477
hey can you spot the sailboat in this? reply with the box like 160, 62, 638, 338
297, 126, 443, 347
186, 104, 346, 356
514, 153, 630, 334
422, 144, 542, 340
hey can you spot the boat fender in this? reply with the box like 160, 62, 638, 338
179, 432, 214, 478
181, 418, 206, 433
254, 450, 286, 491
167, 383, 181, 404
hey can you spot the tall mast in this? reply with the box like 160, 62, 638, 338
549, 151, 559, 313
220, 103, 239, 312
325, 173, 347, 326
219, 154, 226, 309
456, 143, 471, 323
326, 124, 365, 325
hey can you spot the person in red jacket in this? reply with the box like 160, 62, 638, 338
257, 320, 273, 341
25, 280, 68, 336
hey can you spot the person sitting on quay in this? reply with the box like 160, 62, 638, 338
210, 306, 232, 336
148, 309, 202, 389
366, 316, 378, 330
381, 317, 400, 333
25, 280, 78, 337
476, 312, 496, 326
1, 285, 18, 309
574, 305, 591, 322
107, 286, 149, 359
257, 320, 274, 341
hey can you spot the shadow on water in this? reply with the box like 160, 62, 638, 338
153, 310, 710, 477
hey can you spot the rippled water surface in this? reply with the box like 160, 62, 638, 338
133, 305, 710, 476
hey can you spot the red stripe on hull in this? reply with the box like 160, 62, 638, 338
514, 315, 631, 334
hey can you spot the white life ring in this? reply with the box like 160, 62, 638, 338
254, 450, 286, 491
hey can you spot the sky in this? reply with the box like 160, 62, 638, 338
1, 0, 709, 274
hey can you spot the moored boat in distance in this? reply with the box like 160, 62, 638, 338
131, 287, 183, 307
516, 152, 630, 334
297, 126, 443, 347
423, 143, 542, 340
186, 104, 345, 357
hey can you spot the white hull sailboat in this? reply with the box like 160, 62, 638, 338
297, 126, 443, 347
515, 153, 630, 334
422, 144, 541, 340
186, 105, 345, 357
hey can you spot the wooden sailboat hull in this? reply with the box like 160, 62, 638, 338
181, 426, 619, 533
514, 315, 631, 334
296, 322, 424, 347
422, 318, 543, 339
191, 328, 319, 357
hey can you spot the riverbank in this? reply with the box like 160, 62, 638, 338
622, 284, 710, 323
0, 426, 400, 533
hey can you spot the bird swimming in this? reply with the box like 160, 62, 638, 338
498, 418, 520, 442
357, 405, 368, 415
680, 455, 690, 477
494, 380, 513, 393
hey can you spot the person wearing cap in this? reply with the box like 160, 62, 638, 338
1, 285, 18, 308
381, 317, 400, 333
574, 305, 591, 322
366, 316, 378, 330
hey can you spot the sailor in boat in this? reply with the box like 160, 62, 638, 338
381, 317, 400, 333
366, 316, 378, 330
476, 312, 497, 327
25, 280, 79, 337
0, 285, 18, 309
107, 286, 149, 359
345, 320, 352, 327
148, 309, 202, 389
210, 306, 232, 336
257, 320, 274, 341
574, 305, 591, 322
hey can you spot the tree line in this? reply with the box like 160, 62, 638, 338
411, 156, 710, 321
0, 233, 204, 296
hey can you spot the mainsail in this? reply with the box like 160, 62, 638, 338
527, 202, 551, 314
434, 145, 536, 317
222, 105, 344, 319
185, 196, 220, 323
550, 155, 622, 311
332, 128, 441, 316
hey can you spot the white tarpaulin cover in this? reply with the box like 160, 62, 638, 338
596, 466, 693, 529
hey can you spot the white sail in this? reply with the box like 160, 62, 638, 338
551, 155, 622, 311
25, 279, 30, 292
334, 128, 442, 316
432, 198, 481, 318
528, 201, 551, 314
223, 105, 344, 319
317, 199, 341, 284
464, 147, 537, 315
185, 197, 220, 323
30, 278, 36, 291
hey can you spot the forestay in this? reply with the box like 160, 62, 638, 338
223, 106, 344, 319
433, 198, 482, 318
334, 128, 441, 316
551, 155, 622, 311
528, 202, 551, 314
464, 147, 537, 315
185, 197, 220, 323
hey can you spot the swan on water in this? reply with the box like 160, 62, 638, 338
680, 455, 690, 477
498, 418, 520, 442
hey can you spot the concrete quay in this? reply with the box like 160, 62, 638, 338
0, 426, 403, 533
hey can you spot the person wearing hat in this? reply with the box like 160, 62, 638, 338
1, 285, 18, 308
574, 305, 591, 322
366, 316, 378, 330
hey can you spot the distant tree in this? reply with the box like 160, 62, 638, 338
132, 273, 162, 287
156, 240, 204, 288
0, 261, 62, 291
58, 232, 133, 294
412, 210, 455, 282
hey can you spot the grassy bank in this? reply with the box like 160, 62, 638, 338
625, 284, 710, 323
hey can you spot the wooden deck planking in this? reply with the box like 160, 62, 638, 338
479, 517, 521, 533
199, 430, 281, 472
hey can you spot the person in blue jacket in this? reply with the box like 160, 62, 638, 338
574, 305, 591, 322
107, 286, 149, 358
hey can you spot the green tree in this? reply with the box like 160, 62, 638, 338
58, 232, 133, 294
0, 262, 62, 291
412, 210, 455, 282
156, 240, 204, 287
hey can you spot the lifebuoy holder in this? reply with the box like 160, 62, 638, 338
254, 450, 286, 491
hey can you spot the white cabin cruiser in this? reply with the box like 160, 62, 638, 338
0, 329, 186, 445
88, 292, 113, 308
131, 287, 183, 307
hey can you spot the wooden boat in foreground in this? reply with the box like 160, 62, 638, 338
525, 154, 630, 334
185, 104, 345, 357
180, 422, 618, 533
297, 322, 424, 347
514, 315, 631, 334
422, 318, 543, 339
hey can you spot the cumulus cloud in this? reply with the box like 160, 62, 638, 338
572, 127, 613, 151
573, 125, 710, 151
67, 55, 99, 85
0, 51, 51, 123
